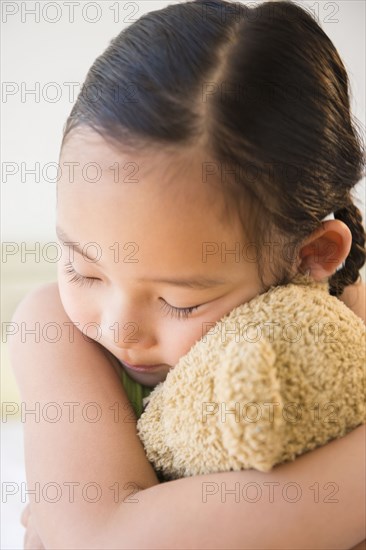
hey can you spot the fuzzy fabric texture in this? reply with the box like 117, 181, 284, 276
136, 273, 366, 480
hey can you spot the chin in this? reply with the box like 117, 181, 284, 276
125, 368, 168, 387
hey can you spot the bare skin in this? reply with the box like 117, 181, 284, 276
19, 272, 366, 550
18, 275, 366, 550
54, 129, 355, 388
11, 280, 366, 549
10, 128, 366, 548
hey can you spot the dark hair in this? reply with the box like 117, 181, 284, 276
61, 0, 366, 297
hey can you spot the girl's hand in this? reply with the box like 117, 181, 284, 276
21, 503, 45, 550
338, 278, 366, 324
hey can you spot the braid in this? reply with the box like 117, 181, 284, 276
328, 200, 366, 297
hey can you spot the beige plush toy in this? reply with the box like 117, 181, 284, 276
136, 273, 366, 481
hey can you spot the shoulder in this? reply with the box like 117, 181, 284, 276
11, 282, 65, 324
8, 282, 109, 361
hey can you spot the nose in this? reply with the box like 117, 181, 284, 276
100, 294, 157, 350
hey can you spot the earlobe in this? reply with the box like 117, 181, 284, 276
297, 220, 352, 281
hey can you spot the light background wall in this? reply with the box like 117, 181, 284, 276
1, 1, 365, 548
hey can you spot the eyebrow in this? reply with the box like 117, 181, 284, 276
56, 226, 228, 289
140, 275, 227, 289
56, 226, 99, 262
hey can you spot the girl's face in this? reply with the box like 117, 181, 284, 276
57, 129, 272, 387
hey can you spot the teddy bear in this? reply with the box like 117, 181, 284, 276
136, 272, 366, 481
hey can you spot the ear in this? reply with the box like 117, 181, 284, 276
297, 219, 352, 281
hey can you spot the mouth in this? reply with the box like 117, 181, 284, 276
122, 361, 167, 373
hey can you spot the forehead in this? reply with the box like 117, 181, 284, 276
57, 129, 247, 272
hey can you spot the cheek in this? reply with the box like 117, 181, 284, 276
56, 270, 95, 328
164, 319, 210, 365
166, 295, 248, 364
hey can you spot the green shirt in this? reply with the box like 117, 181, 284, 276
117, 366, 169, 482
118, 367, 154, 419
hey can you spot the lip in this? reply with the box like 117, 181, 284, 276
122, 361, 166, 372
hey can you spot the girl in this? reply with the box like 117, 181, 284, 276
10, 0, 366, 548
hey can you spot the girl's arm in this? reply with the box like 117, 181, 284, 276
10, 282, 365, 550
350, 542, 366, 550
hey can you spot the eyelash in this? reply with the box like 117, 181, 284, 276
158, 300, 199, 320
63, 261, 200, 320
63, 261, 100, 288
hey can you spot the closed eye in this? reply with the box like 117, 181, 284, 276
63, 261, 100, 287
159, 299, 200, 320
63, 261, 202, 320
